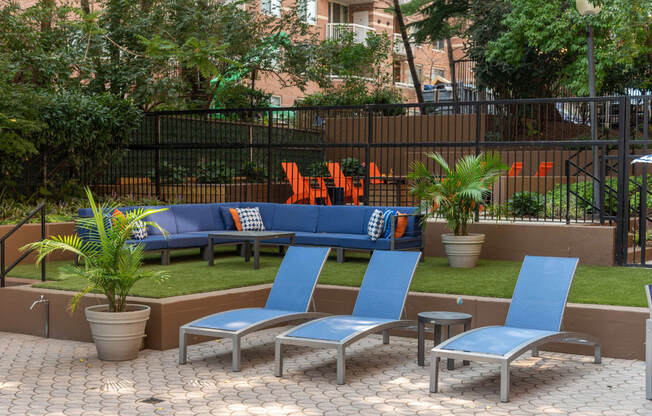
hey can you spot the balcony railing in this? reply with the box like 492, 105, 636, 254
326, 23, 374, 44
393, 33, 406, 56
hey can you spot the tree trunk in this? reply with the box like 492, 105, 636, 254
446, 38, 457, 102
393, 0, 424, 105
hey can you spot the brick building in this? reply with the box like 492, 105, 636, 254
254, 0, 470, 106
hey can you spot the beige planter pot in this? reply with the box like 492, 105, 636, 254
441, 233, 485, 268
85, 304, 150, 361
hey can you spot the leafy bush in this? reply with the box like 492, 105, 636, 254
544, 176, 652, 219
340, 158, 365, 177
0, 194, 165, 225
507, 191, 545, 217
308, 162, 331, 178
196, 161, 235, 184
240, 162, 267, 183
150, 162, 188, 184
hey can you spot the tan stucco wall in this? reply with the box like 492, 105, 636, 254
1, 282, 645, 360
424, 221, 617, 266
0, 222, 76, 265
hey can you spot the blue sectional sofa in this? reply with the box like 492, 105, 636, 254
77, 203, 424, 264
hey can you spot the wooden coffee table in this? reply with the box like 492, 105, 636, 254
207, 231, 296, 270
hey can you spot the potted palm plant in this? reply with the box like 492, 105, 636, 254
409, 152, 506, 268
24, 188, 169, 361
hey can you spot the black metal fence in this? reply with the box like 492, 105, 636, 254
83, 96, 651, 265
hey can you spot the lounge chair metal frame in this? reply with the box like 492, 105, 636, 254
274, 250, 420, 385
430, 255, 601, 402
430, 327, 601, 402
178, 246, 330, 372
645, 285, 652, 400
179, 304, 329, 372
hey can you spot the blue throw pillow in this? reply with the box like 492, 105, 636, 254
382, 209, 397, 238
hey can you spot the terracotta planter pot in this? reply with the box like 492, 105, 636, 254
85, 304, 150, 361
441, 233, 485, 268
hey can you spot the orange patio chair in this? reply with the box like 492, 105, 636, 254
327, 162, 364, 205
534, 162, 553, 177
282, 162, 331, 205
507, 162, 523, 177
367, 162, 384, 184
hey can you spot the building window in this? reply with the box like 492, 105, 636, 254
431, 68, 446, 83
298, 0, 317, 24
433, 39, 445, 51
261, 0, 281, 17
328, 2, 348, 24
408, 64, 423, 85
393, 61, 401, 83
270, 95, 282, 107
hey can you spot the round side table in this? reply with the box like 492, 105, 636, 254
417, 311, 472, 368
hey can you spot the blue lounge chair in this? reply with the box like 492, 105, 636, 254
274, 250, 421, 384
178, 246, 330, 371
645, 285, 652, 400
430, 256, 601, 402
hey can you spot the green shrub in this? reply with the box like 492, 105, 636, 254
308, 162, 330, 178
196, 161, 235, 184
507, 191, 545, 217
150, 162, 188, 184
240, 161, 267, 183
340, 158, 365, 177
0, 194, 165, 225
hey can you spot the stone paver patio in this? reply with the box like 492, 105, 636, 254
0, 330, 650, 415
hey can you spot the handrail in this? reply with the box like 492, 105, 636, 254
1, 202, 46, 287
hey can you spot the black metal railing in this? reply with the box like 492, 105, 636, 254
74, 95, 650, 265
1, 202, 46, 287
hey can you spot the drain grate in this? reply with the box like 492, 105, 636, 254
140, 397, 165, 404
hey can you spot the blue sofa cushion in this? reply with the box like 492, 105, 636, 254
171, 204, 220, 233
144, 206, 178, 235
208, 204, 226, 230
166, 234, 209, 249
295, 232, 378, 250
127, 235, 168, 250
219, 203, 241, 230
239, 202, 276, 230
271, 205, 319, 232
316, 206, 367, 234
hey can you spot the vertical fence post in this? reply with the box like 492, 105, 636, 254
41, 204, 46, 282
474, 102, 481, 157
267, 109, 273, 203
640, 96, 649, 264
364, 105, 372, 206
598, 145, 606, 226
565, 159, 571, 225
615, 96, 629, 266
155, 114, 162, 200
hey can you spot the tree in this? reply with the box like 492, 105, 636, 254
296, 31, 403, 106
392, 0, 424, 104
406, 0, 470, 101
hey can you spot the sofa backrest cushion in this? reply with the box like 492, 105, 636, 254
239, 202, 276, 230
316, 205, 368, 234
171, 204, 222, 233
218, 203, 241, 230
144, 206, 178, 235
271, 204, 319, 232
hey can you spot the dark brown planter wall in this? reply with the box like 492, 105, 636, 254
1, 282, 645, 360
0, 222, 76, 266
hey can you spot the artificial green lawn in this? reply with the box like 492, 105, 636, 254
9, 246, 652, 307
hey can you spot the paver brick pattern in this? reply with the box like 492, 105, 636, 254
0, 330, 650, 415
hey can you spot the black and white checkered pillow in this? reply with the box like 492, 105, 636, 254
367, 209, 385, 241
236, 207, 265, 231
131, 220, 148, 240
